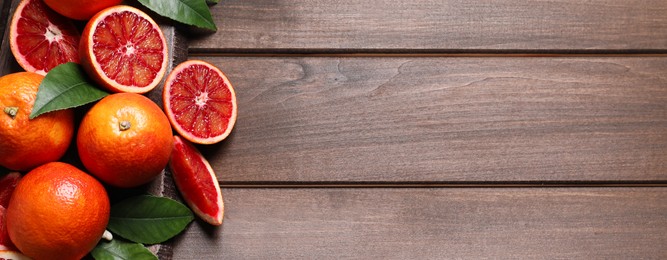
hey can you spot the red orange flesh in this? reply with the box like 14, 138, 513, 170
0, 173, 20, 251
9, 0, 80, 75
79, 5, 168, 94
169, 135, 224, 225
163, 60, 237, 145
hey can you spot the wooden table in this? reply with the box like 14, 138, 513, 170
2, 0, 667, 259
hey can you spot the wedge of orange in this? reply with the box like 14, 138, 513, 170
169, 135, 224, 225
79, 5, 168, 94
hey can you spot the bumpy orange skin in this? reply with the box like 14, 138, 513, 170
77, 93, 173, 188
6, 162, 110, 260
0, 72, 74, 171
43, 0, 122, 20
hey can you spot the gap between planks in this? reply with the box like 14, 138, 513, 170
217, 181, 667, 189
188, 50, 667, 58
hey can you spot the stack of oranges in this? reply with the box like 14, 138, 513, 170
1, 0, 236, 259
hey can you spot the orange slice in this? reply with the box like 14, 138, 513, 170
79, 5, 168, 94
163, 60, 237, 145
169, 135, 224, 225
9, 0, 80, 75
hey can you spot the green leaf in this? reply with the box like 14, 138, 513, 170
108, 195, 194, 244
206, 0, 219, 4
137, 0, 217, 31
29, 62, 108, 119
91, 239, 157, 260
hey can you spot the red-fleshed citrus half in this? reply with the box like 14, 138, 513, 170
79, 5, 168, 94
0, 172, 21, 251
163, 60, 237, 145
9, 0, 80, 75
169, 135, 224, 225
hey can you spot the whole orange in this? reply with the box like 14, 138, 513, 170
43, 0, 122, 20
77, 93, 173, 188
0, 72, 74, 171
6, 162, 110, 260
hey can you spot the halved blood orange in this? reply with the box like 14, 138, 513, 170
0, 172, 21, 251
169, 135, 223, 226
9, 0, 80, 75
163, 60, 237, 145
79, 5, 168, 94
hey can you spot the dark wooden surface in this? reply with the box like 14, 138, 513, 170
172, 188, 667, 259
2, 0, 666, 259
190, 0, 667, 53
200, 56, 667, 183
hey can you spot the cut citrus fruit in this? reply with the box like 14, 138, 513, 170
0, 207, 15, 251
163, 60, 237, 145
0, 250, 31, 260
0, 172, 21, 208
0, 172, 21, 251
79, 5, 168, 94
169, 135, 223, 226
9, 0, 80, 75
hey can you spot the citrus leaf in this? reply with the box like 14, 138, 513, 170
137, 0, 217, 31
29, 62, 108, 119
107, 195, 194, 244
91, 239, 157, 260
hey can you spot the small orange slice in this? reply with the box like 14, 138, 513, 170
169, 135, 224, 225
79, 5, 168, 94
163, 60, 238, 145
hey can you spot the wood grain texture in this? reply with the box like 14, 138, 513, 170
172, 188, 667, 259
0, 0, 7, 48
0, 0, 20, 76
199, 56, 667, 183
190, 0, 667, 53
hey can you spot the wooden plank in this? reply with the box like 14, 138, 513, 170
191, 0, 667, 53
0, 0, 20, 76
172, 188, 667, 259
199, 56, 667, 183
0, 0, 7, 48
